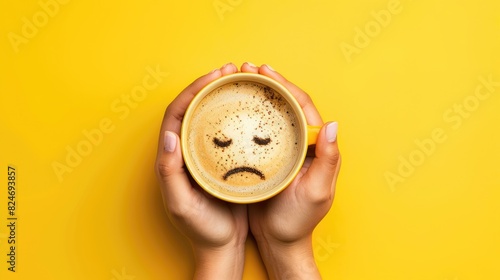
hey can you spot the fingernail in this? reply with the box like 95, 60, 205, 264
326, 122, 338, 143
245, 62, 256, 68
164, 131, 177, 152
223, 62, 234, 68
265, 64, 275, 71
209, 68, 219, 74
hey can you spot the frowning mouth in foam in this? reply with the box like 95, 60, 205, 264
214, 135, 269, 181
223, 167, 265, 181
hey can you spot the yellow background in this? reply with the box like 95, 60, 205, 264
1, 0, 499, 279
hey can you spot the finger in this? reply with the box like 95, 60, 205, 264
258, 64, 323, 125
161, 62, 236, 134
240, 62, 259, 73
220, 62, 238, 76
156, 131, 197, 210
300, 122, 341, 202
161, 68, 222, 135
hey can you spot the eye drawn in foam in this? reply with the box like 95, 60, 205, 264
187, 81, 301, 195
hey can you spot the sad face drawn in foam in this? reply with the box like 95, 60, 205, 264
213, 127, 272, 181
214, 136, 271, 180
188, 82, 301, 190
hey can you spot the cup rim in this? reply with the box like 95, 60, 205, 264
180, 73, 308, 203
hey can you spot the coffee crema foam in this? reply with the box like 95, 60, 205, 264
186, 82, 301, 196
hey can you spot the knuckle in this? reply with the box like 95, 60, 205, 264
300, 92, 314, 107
155, 162, 166, 179
307, 189, 333, 205
324, 146, 341, 169
303, 182, 333, 205
155, 160, 174, 181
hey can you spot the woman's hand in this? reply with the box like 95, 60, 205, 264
155, 63, 248, 280
242, 63, 341, 280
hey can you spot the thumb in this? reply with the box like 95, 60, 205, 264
301, 122, 341, 201
155, 131, 195, 206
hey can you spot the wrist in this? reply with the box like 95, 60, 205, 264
192, 242, 245, 280
255, 234, 321, 280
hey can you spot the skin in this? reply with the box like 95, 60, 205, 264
155, 62, 341, 280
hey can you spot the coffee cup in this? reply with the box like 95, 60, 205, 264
181, 73, 320, 203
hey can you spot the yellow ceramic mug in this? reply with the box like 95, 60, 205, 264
181, 73, 320, 203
